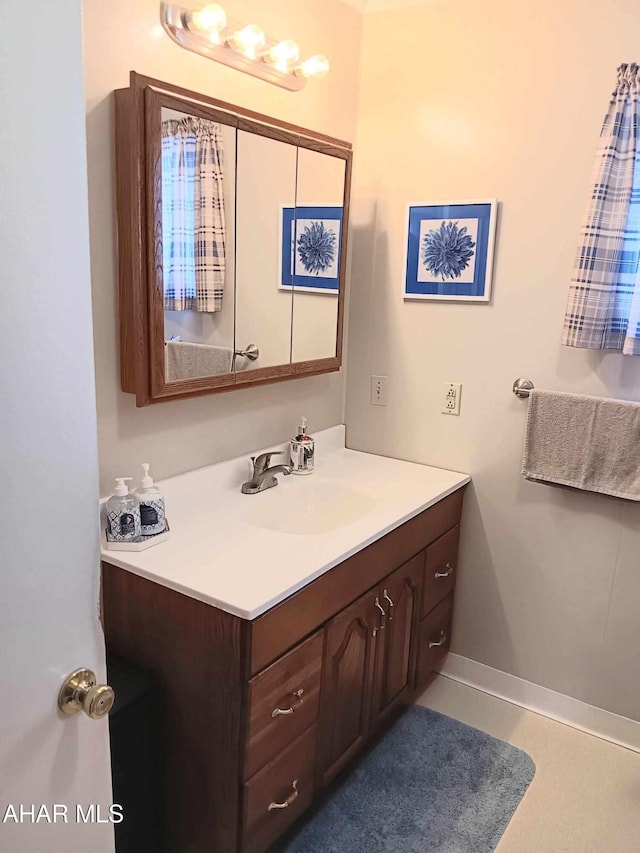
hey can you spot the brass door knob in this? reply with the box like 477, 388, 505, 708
58, 668, 115, 719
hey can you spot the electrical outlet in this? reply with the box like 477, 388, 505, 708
370, 375, 388, 406
442, 382, 461, 415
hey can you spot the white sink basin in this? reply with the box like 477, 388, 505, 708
247, 480, 376, 535
101, 426, 470, 619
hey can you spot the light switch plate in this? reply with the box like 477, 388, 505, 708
371, 375, 388, 406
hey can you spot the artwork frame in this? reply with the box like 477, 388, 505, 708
403, 199, 497, 302
279, 205, 343, 295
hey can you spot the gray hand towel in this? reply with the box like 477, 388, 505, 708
165, 340, 232, 381
522, 389, 640, 500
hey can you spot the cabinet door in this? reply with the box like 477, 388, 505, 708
371, 553, 423, 730
317, 590, 380, 788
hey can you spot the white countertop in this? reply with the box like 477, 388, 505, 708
101, 426, 470, 620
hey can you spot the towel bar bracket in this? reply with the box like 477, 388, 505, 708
513, 378, 534, 399
235, 343, 259, 361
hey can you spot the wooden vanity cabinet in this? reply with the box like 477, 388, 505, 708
101, 487, 465, 853
371, 554, 423, 728
317, 586, 378, 788
318, 553, 423, 788
415, 524, 461, 692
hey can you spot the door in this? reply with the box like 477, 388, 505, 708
317, 590, 380, 787
371, 554, 423, 730
0, 3, 115, 852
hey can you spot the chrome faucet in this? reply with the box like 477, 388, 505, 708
241, 451, 292, 495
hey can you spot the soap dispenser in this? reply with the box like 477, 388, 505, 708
136, 463, 166, 536
289, 416, 315, 475
105, 478, 141, 542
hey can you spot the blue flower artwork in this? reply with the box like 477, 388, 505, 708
404, 201, 497, 301
297, 221, 337, 275
421, 221, 476, 281
280, 206, 342, 294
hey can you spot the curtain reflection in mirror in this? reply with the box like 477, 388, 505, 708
161, 117, 226, 312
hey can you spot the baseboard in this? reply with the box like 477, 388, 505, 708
439, 653, 640, 754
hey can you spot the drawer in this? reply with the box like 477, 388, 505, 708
422, 525, 459, 617
241, 725, 317, 853
415, 594, 454, 690
244, 630, 323, 780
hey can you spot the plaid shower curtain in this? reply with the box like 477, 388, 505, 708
563, 63, 640, 354
161, 117, 226, 312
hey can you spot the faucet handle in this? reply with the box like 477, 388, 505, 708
253, 450, 285, 475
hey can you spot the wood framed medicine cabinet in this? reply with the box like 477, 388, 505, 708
115, 72, 352, 407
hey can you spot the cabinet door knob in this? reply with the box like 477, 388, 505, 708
268, 780, 299, 812
271, 689, 304, 718
374, 596, 386, 631
382, 589, 394, 621
429, 630, 447, 649
435, 562, 454, 579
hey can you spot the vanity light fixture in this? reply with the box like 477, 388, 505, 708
160, 2, 330, 91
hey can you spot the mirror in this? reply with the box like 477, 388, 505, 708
292, 148, 346, 363
235, 129, 296, 373
115, 73, 352, 406
161, 107, 237, 381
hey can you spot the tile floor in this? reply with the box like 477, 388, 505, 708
417, 675, 640, 853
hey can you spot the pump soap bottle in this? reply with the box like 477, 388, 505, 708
289, 416, 315, 475
136, 463, 166, 537
105, 478, 142, 542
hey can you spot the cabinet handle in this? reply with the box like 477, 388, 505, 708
429, 630, 447, 649
271, 689, 304, 718
382, 589, 394, 621
374, 596, 386, 632
268, 779, 299, 812
435, 562, 454, 579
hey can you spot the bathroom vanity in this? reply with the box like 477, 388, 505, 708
101, 428, 469, 853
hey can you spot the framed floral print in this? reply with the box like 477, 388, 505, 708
280, 205, 342, 294
403, 199, 497, 302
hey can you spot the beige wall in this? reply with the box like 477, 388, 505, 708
83, 0, 361, 493
347, 0, 640, 720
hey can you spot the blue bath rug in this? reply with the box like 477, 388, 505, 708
281, 705, 535, 853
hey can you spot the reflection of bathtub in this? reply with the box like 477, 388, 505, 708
165, 340, 239, 380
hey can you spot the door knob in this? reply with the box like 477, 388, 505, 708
58, 668, 115, 719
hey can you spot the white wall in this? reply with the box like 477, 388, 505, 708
347, 0, 640, 721
83, 0, 362, 493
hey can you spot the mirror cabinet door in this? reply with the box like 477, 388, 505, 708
235, 129, 297, 377
116, 74, 352, 405
160, 106, 238, 383
291, 148, 347, 364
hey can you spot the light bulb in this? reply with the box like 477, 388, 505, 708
268, 39, 300, 73
233, 24, 266, 59
298, 54, 330, 80
192, 4, 227, 34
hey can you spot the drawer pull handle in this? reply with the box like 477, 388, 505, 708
271, 689, 304, 718
435, 563, 454, 579
374, 596, 386, 631
429, 631, 447, 649
382, 589, 394, 621
268, 779, 299, 812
